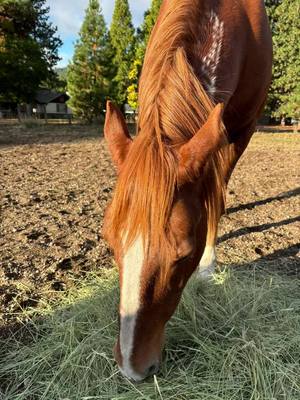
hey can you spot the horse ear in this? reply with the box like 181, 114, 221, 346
104, 101, 133, 172
178, 103, 226, 185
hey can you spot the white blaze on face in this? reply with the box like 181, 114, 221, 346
120, 235, 145, 381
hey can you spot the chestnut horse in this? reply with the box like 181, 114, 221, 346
103, 0, 272, 381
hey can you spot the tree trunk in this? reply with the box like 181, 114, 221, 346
17, 104, 22, 122
26, 104, 32, 119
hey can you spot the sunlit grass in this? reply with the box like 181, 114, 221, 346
252, 132, 300, 147
1, 268, 299, 399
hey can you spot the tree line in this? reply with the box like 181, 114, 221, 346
67, 0, 162, 121
0, 0, 299, 122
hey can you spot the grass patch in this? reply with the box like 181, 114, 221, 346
0, 268, 299, 400
252, 133, 300, 148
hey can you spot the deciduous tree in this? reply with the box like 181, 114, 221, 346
0, 0, 61, 107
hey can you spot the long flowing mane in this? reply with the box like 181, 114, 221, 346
109, 0, 230, 264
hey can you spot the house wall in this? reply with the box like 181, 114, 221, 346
36, 103, 73, 115
46, 103, 73, 115
47, 103, 58, 114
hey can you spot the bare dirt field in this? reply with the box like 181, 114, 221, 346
0, 124, 299, 326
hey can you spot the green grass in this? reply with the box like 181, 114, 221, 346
1, 268, 299, 400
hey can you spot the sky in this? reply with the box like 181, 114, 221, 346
46, 0, 151, 68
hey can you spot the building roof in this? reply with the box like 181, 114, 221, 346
35, 89, 69, 105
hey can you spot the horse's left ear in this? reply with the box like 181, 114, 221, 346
104, 101, 133, 172
178, 103, 226, 185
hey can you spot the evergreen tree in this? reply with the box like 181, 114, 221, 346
67, 0, 112, 122
0, 0, 62, 105
110, 0, 135, 106
127, 0, 162, 109
268, 0, 300, 118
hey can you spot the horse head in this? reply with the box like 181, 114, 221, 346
103, 101, 225, 381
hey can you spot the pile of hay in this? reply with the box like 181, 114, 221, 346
0, 268, 299, 399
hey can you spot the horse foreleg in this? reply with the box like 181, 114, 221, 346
197, 245, 217, 278
196, 124, 256, 279
197, 186, 224, 279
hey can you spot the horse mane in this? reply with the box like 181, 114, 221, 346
109, 0, 229, 267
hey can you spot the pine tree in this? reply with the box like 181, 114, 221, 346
0, 0, 62, 105
127, 0, 162, 109
110, 0, 135, 106
67, 0, 112, 122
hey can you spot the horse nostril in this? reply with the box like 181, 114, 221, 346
147, 363, 159, 376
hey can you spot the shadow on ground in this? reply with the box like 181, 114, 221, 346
218, 215, 300, 243
0, 124, 103, 147
0, 123, 136, 147
227, 187, 300, 214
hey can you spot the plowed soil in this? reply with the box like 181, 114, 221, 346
0, 124, 299, 325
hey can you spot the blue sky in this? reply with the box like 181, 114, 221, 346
46, 0, 151, 68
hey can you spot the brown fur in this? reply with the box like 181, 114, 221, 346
108, 10, 230, 270
104, 0, 273, 380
